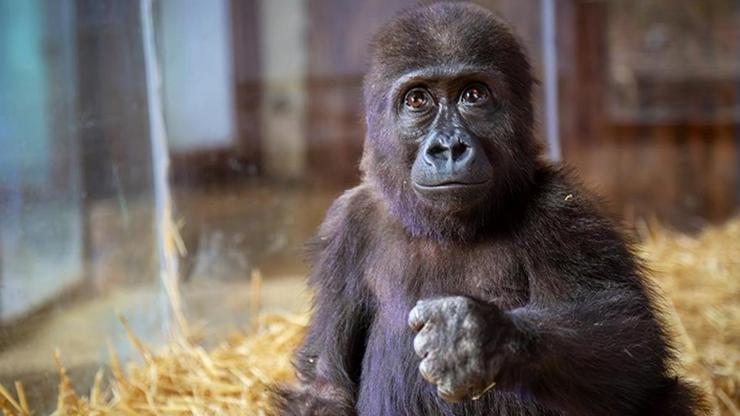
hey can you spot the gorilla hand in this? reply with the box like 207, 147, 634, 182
408, 296, 523, 403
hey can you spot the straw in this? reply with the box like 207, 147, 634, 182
0, 218, 737, 415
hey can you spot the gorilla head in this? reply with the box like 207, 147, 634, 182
361, 3, 540, 240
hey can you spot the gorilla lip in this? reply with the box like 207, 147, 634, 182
413, 180, 490, 190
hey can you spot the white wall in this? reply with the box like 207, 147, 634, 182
158, 0, 236, 152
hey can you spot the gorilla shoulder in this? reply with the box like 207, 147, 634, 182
315, 184, 386, 244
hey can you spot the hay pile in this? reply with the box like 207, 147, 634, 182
0, 314, 306, 416
638, 219, 739, 415
0, 219, 738, 415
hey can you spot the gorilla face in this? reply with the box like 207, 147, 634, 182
394, 67, 507, 212
362, 3, 540, 239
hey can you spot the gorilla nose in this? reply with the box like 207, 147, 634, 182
411, 131, 492, 190
422, 134, 474, 171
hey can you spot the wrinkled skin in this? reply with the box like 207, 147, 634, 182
272, 3, 708, 416
408, 297, 517, 402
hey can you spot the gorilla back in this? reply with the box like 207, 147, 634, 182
273, 3, 707, 415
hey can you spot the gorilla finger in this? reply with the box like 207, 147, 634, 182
408, 300, 434, 331
436, 384, 466, 403
412, 326, 436, 358
418, 355, 444, 384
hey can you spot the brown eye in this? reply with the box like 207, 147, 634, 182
461, 83, 489, 105
404, 88, 431, 111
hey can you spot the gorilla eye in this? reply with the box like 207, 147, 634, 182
404, 88, 431, 111
460, 83, 489, 105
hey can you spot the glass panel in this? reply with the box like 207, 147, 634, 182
0, 1, 164, 411
0, 0, 82, 322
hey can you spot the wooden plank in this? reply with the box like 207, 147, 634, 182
230, 0, 263, 174
305, 0, 416, 186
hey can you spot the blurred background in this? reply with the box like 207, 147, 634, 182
0, 0, 738, 412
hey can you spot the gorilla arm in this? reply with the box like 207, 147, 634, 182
274, 194, 372, 416
505, 198, 686, 415
409, 187, 680, 415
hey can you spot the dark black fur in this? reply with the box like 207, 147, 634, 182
273, 3, 708, 415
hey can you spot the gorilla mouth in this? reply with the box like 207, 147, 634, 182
413, 180, 490, 190
412, 180, 492, 209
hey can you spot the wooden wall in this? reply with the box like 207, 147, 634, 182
302, 0, 544, 186
218, 0, 739, 226
556, 0, 739, 226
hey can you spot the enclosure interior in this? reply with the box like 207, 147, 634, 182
0, 0, 737, 412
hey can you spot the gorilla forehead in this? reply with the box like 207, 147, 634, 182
365, 2, 530, 92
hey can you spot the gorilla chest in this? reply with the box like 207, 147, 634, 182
365, 239, 529, 320
358, 241, 533, 415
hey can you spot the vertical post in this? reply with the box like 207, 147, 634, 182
259, 0, 307, 181
140, 0, 187, 336
541, 0, 561, 161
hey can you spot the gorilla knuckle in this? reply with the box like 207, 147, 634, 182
408, 305, 428, 331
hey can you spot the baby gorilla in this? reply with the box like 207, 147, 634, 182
273, 2, 707, 415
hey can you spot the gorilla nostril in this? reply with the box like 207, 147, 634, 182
451, 141, 470, 161
427, 143, 448, 159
